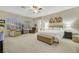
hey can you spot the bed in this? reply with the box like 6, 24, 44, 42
37, 29, 79, 52
37, 29, 64, 40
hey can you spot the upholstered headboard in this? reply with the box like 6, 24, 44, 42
49, 17, 63, 28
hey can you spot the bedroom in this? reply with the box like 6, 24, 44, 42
0, 6, 79, 53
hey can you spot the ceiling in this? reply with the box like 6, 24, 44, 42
0, 6, 77, 18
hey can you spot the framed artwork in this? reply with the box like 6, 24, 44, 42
0, 20, 5, 27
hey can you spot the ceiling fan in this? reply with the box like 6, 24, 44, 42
21, 6, 42, 13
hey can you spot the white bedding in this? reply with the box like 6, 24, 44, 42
37, 30, 64, 40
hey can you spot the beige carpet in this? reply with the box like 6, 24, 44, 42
3, 33, 78, 53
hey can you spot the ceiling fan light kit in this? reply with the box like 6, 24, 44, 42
31, 6, 42, 13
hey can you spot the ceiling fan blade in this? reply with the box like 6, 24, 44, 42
39, 8, 42, 10
21, 6, 26, 9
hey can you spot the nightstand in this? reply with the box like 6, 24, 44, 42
72, 34, 79, 43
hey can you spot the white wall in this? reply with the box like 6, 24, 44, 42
72, 19, 79, 32
34, 16, 79, 33
0, 11, 36, 37
34, 7, 79, 33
